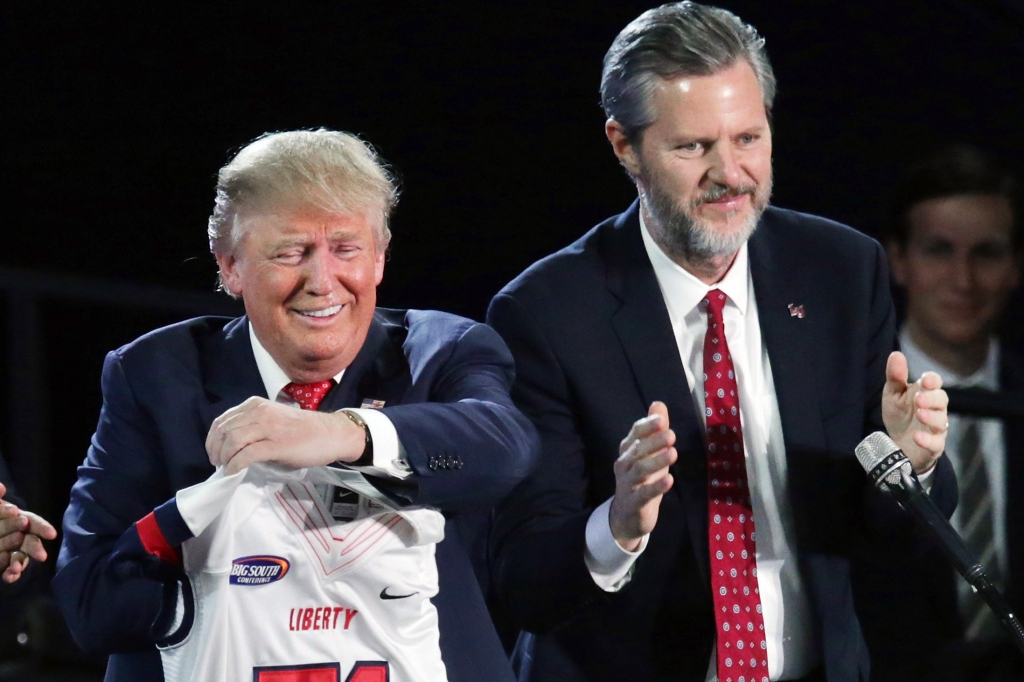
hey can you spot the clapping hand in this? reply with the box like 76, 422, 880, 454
608, 402, 678, 552
882, 351, 949, 475
0, 482, 58, 583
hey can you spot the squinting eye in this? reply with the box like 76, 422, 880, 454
739, 134, 756, 144
680, 142, 700, 152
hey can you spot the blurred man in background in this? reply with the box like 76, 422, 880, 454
862, 144, 1023, 681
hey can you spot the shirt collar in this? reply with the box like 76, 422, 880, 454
248, 322, 346, 400
639, 210, 750, 318
898, 327, 999, 390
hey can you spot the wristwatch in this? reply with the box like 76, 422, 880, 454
340, 409, 374, 466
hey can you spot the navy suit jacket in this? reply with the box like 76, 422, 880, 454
486, 203, 956, 682
53, 308, 539, 682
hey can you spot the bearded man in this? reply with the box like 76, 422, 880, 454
486, 3, 953, 681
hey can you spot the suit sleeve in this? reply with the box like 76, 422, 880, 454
380, 320, 541, 514
52, 351, 195, 654
486, 293, 612, 633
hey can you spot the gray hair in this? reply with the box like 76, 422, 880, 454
208, 128, 399, 257
601, 2, 776, 144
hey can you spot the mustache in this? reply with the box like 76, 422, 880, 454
692, 184, 758, 207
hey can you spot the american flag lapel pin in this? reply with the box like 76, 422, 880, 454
360, 399, 387, 409
787, 303, 805, 319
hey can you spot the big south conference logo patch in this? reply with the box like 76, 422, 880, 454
230, 556, 290, 586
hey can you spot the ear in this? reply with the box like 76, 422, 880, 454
886, 241, 908, 287
373, 247, 386, 286
216, 250, 244, 297
605, 119, 642, 178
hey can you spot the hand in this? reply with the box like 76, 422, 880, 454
882, 351, 949, 475
206, 397, 367, 475
609, 402, 677, 552
0, 482, 58, 584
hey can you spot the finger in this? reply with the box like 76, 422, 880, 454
21, 511, 57, 540
2, 553, 27, 583
0, 531, 25, 553
206, 411, 249, 465
916, 407, 949, 433
224, 440, 274, 476
629, 447, 678, 482
915, 387, 949, 411
620, 414, 668, 453
648, 401, 669, 425
913, 429, 946, 457
0, 502, 21, 520
632, 428, 677, 460
918, 370, 944, 391
0, 482, 6, 499
633, 472, 675, 504
206, 397, 265, 464
0, 551, 8, 572
20, 534, 47, 563
885, 351, 909, 393
0, 514, 29, 535
217, 423, 271, 468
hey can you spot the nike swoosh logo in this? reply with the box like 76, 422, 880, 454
380, 587, 419, 600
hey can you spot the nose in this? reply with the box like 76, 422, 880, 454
707, 143, 743, 188
302, 248, 337, 296
950, 251, 976, 292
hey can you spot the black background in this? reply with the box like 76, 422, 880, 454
3, 0, 1024, 539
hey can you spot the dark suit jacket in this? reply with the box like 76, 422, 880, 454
857, 347, 1024, 681
486, 203, 956, 682
53, 308, 539, 682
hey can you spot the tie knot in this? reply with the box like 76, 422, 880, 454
282, 380, 335, 411
701, 288, 728, 318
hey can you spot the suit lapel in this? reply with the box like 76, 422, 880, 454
199, 316, 267, 431
748, 217, 825, 450
604, 203, 710, 579
319, 314, 409, 412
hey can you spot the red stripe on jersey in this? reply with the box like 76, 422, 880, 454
136, 511, 182, 565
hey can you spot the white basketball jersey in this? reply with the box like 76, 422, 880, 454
159, 463, 448, 682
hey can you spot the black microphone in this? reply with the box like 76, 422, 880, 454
855, 432, 1024, 655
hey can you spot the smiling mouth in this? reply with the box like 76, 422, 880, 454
297, 304, 343, 318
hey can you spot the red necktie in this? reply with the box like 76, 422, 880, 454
282, 380, 334, 411
702, 289, 768, 682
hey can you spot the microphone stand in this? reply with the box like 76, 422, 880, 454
895, 465, 1024, 658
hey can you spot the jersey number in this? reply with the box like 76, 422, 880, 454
254, 661, 388, 682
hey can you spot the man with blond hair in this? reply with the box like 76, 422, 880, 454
54, 129, 538, 682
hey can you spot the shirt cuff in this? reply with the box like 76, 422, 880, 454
917, 461, 936, 494
343, 408, 412, 480
584, 497, 647, 592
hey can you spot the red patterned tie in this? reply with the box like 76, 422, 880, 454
282, 380, 334, 411
702, 289, 768, 682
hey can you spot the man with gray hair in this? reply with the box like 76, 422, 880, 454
53, 128, 538, 682
488, 3, 953, 681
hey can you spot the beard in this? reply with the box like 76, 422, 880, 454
639, 162, 773, 264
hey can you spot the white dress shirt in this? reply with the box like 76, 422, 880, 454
900, 330, 1007, 578
583, 217, 818, 680
248, 323, 411, 480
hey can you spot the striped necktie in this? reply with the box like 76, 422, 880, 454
957, 419, 1002, 640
